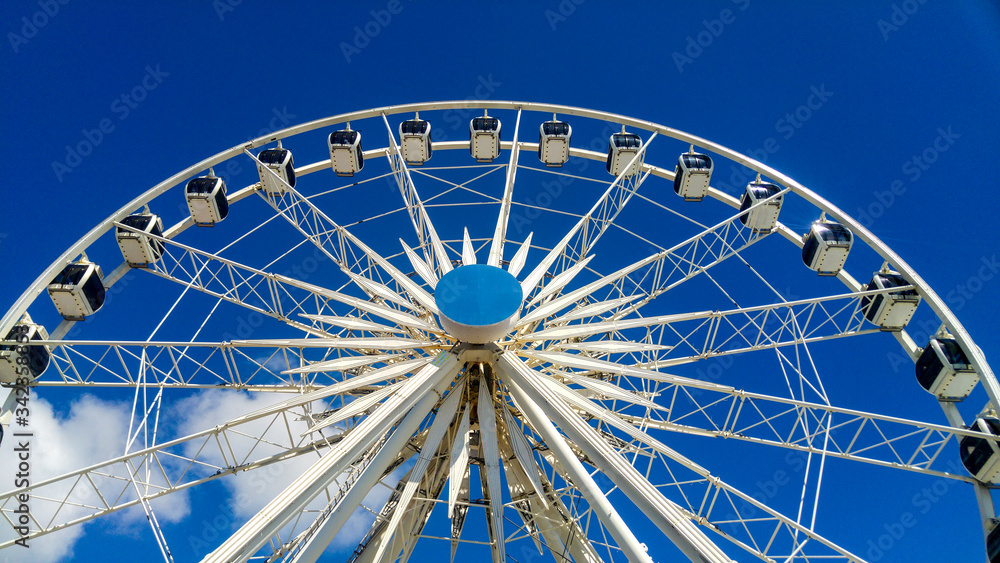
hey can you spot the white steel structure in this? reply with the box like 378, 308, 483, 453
1, 101, 998, 562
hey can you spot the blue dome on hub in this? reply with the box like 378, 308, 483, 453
435, 265, 522, 342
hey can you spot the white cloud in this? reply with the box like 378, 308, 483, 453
0, 392, 190, 563
172, 389, 413, 558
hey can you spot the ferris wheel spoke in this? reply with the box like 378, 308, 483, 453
121, 220, 443, 340
495, 433, 605, 563
501, 351, 869, 562
519, 135, 655, 300
0, 398, 344, 550
487, 108, 521, 267
520, 288, 895, 367
250, 150, 443, 311
619, 378, 987, 481
382, 114, 453, 276
499, 351, 728, 562
364, 375, 466, 562
203, 351, 462, 562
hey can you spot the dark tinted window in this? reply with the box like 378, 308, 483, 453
52, 264, 88, 286
187, 177, 220, 194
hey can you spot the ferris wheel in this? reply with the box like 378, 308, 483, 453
1, 101, 998, 562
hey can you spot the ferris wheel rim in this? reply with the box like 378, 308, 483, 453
1, 100, 996, 561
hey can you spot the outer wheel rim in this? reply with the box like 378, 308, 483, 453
1, 100, 995, 562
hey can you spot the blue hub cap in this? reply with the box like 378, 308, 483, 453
435, 265, 522, 342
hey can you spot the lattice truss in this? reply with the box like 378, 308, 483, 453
1, 104, 995, 563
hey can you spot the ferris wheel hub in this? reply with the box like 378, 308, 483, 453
435, 264, 521, 343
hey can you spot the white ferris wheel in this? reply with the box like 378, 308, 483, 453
1, 101, 998, 563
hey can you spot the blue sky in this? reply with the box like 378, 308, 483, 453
1, 1, 999, 562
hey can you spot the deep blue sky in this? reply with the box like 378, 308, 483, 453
2, 2, 999, 562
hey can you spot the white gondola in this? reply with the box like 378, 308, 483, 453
802, 216, 853, 275
116, 212, 165, 267
328, 126, 364, 176
961, 416, 1000, 484
606, 129, 642, 177
861, 269, 920, 331
48, 260, 105, 320
0, 313, 49, 384
538, 117, 571, 167
673, 149, 713, 201
400, 115, 432, 166
915, 336, 976, 400
186, 173, 229, 226
739, 181, 783, 233
989, 523, 1000, 563
470, 113, 501, 162
256, 144, 295, 195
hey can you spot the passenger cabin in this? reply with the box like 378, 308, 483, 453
802, 219, 853, 275
48, 261, 105, 320
915, 336, 976, 400
328, 128, 364, 176
988, 522, 1000, 563
186, 175, 229, 226
606, 131, 643, 177
538, 118, 571, 167
470, 115, 501, 162
256, 146, 296, 195
116, 213, 165, 267
673, 151, 713, 201
862, 271, 920, 331
739, 181, 783, 233
961, 416, 1000, 484
400, 117, 432, 166
0, 315, 49, 383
